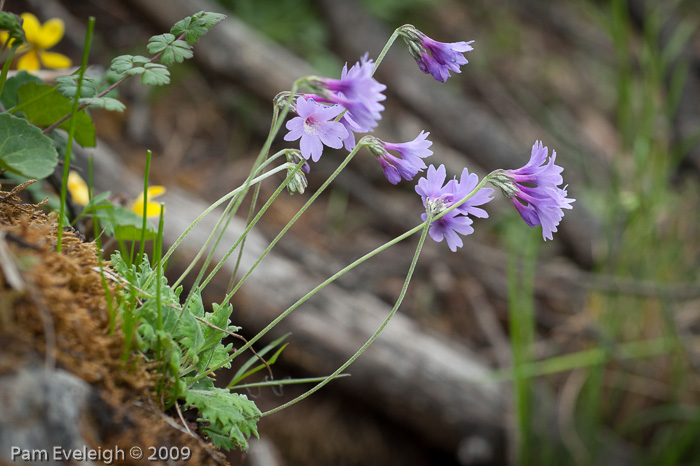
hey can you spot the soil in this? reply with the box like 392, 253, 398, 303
0, 182, 227, 466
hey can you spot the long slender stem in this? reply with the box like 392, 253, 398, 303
372, 27, 402, 74
0, 43, 18, 100
138, 150, 153, 264
195, 162, 304, 293
261, 212, 433, 417
57, 17, 94, 253
190, 170, 496, 383
151, 164, 292, 289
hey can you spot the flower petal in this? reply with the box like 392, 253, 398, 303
17, 51, 40, 70
40, 51, 72, 69
37, 18, 65, 49
67, 171, 90, 206
20, 13, 41, 44
146, 185, 166, 200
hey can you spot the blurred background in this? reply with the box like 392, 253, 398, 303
9, 0, 700, 464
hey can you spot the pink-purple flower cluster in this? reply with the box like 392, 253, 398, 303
284, 54, 387, 163
415, 164, 494, 251
366, 131, 433, 184
281, 27, 574, 249
399, 25, 474, 82
493, 141, 575, 240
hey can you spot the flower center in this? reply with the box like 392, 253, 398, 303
303, 115, 320, 135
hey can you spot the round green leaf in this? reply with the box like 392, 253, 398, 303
0, 113, 58, 179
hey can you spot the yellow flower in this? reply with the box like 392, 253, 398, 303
0, 13, 72, 70
67, 170, 90, 206
131, 186, 166, 218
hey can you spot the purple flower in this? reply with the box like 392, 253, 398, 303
497, 140, 575, 240
399, 26, 474, 82
315, 54, 386, 133
366, 131, 433, 184
284, 96, 349, 162
416, 164, 493, 252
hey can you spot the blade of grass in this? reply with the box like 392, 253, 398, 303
57, 17, 94, 253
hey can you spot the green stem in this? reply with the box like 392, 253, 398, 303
194, 161, 304, 294
261, 212, 433, 417
151, 164, 292, 290
373, 27, 402, 74
57, 17, 94, 253
0, 43, 18, 100
169, 162, 293, 290
190, 170, 496, 383
138, 149, 153, 264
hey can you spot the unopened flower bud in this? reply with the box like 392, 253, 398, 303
285, 150, 309, 195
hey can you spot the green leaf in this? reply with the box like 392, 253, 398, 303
198, 12, 227, 30
171, 11, 225, 45
16, 82, 96, 147
79, 97, 126, 112
0, 71, 42, 109
185, 388, 260, 451
141, 63, 170, 86
110, 55, 150, 75
147, 33, 176, 55
55, 74, 98, 99
171, 16, 206, 45
0, 113, 58, 179
147, 33, 193, 66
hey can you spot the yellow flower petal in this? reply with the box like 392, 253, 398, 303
0, 31, 8, 45
67, 171, 90, 206
39, 51, 72, 69
20, 13, 41, 44
36, 18, 65, 49
131, 199, 164, 218
146, 186, 166, 199
131, 186, 166, 218
17, 51, 40, 70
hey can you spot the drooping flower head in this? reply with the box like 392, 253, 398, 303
0, 13, 72, 70
416, 164, 493, 251
491, 140, 575, 240
284, 96, 349, 162
310, 54, 386, 134
398, 25, 473, 83
366, 131, 433, 184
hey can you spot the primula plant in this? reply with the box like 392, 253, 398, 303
0, 8, 575, 456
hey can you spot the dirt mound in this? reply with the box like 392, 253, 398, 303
0, 183, 226, 466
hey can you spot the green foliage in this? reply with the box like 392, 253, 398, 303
171, 11, 226, 45
186, 388, 260, 451
0, 71, 41, 108
147, 34, 193, 66
54, 74, 126, 111
55, 74, 99, 98
0, 113, 58, 178
110, 54, 151, 74
110, 251, 259, 451
15, 82, 96, 147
